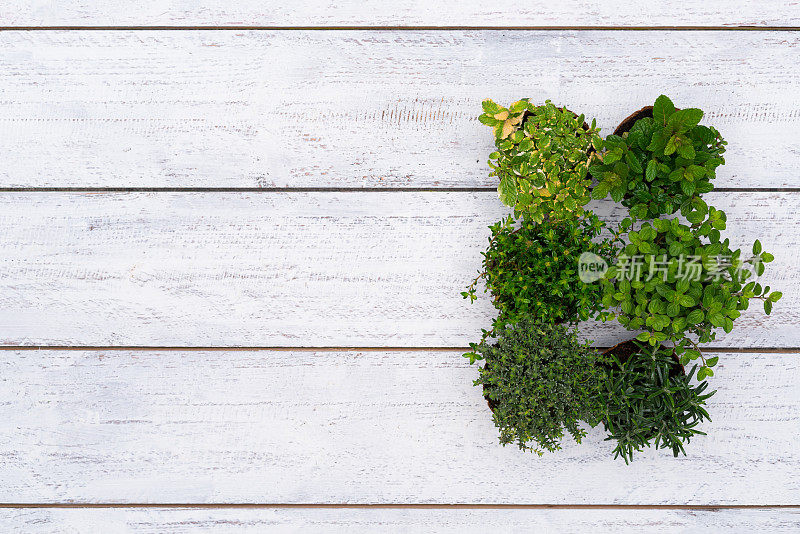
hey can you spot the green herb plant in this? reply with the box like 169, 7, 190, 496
474, 317, 610, 454
601, 341, 715, 463
463, 213, 616, 358
601, 210, 781, 379
479, 99, 602, 223
466, 94, 779, 463
590, 95, 726, 220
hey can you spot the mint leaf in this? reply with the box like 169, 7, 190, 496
653, 95, 676, 125
646, 159, 657, 182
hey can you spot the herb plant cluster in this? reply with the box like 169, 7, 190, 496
474, 318, 609, 455
465, 95, 780, 462
596, 96, 781, 379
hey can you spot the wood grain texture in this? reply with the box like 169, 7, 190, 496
2, 1, 799, 27
1, 349, 798, 504
1, 30, 798, 188
0, 191, 794, 347
2, 507, 800, 533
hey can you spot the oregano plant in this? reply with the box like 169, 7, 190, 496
601, 210, 781, 379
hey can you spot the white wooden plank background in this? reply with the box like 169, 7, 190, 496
0, 191, 794, 347
1, 349, 798, 504
2, 1, 799, 27
2, 507, 799, 534
0, 31, 798, 188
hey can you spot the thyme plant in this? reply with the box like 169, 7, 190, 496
474, 318, 609, 454
463, 213, 616, 357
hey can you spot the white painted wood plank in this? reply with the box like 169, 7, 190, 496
1, 31, 798, 188
0, 191, 794, 347
2, 507, 799, 533
2, 1, 798, 27
1, 349, 798, 503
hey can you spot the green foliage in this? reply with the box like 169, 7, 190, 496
601, 341, 715, 463
468, 94, 781, 462
473, 318, 610, 454
463, 213, 616, 354
479, 99, 602, 223
590, 95, 726, 220
601, 213, 780, 377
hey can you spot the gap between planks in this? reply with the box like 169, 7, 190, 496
1, 504, 799, 510
0, 26, 799, 31
0, 187, 794, 193
0, 346, 798, 352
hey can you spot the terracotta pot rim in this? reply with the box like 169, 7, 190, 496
613, 104, 686, 137
602, 337, 686, 377
612, 105, 654, 137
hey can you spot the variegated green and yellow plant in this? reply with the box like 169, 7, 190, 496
478, 99, 602, 223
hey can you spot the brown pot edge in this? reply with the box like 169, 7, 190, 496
602, 338, 686, 377
612, 106, 654, 137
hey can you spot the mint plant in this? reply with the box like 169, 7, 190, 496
473, 317, 609, 454
479, 99, 602, 223
463, 213, 616, 354
601, 340, 715, 463
590, 95, 726, 220
601, 210, 781, 379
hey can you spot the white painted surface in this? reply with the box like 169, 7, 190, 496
0, 192, 793, 347
0, 31, 798, 188
0, 349, 798, 504
2, 507, 799, 533
2, 1, 798, 27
